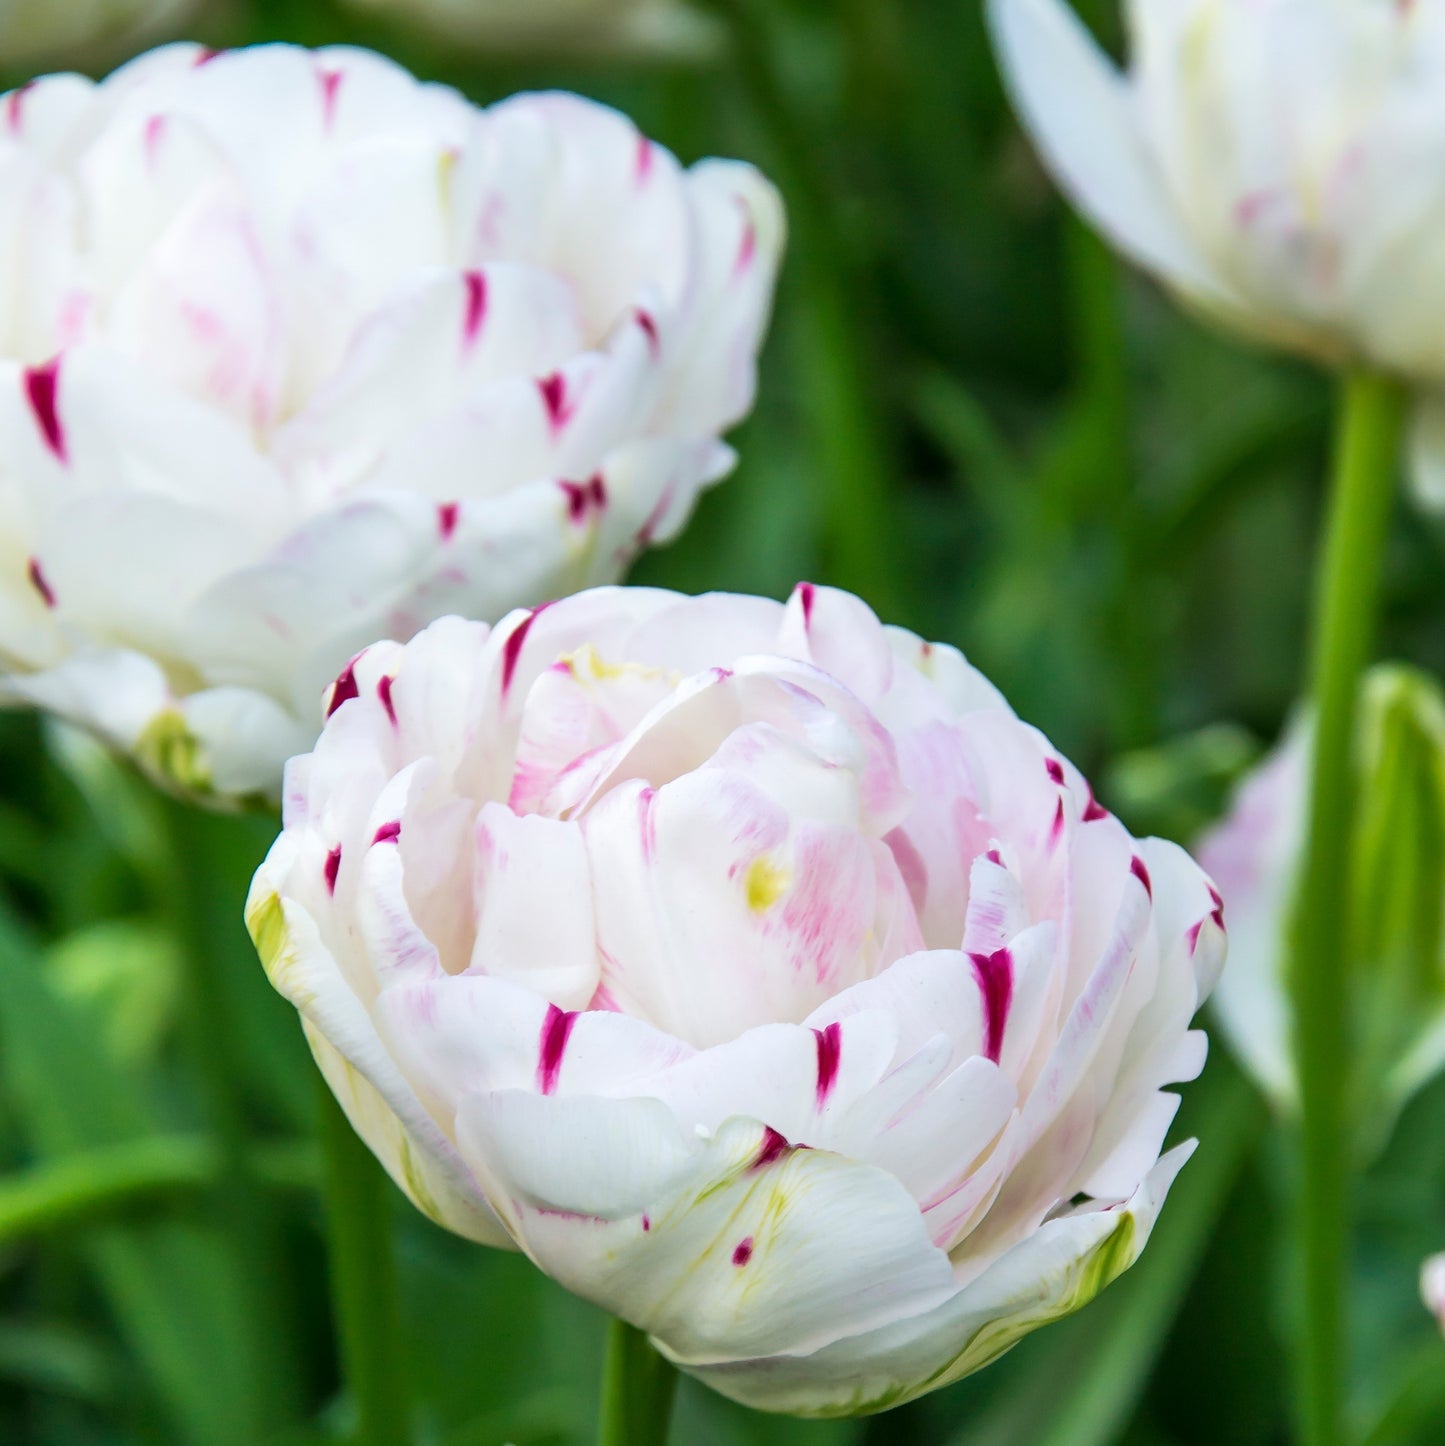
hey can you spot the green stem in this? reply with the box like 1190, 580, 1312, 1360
597, 1319, 678, 1446
158, 796, 297, 1431
1290, 369, 1406, 1446
316, 1077, 410, 1446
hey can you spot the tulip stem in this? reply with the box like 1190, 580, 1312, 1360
1291, 368, 1406, 1446
316, 1077, 410, 1446
597, 1318, 678, 1446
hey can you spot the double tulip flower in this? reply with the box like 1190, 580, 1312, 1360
0, 43, 781, 803
250, 583, 1223, 1411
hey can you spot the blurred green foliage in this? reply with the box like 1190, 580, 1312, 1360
0, 1, 1442, 1443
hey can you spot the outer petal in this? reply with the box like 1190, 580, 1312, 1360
685, 1144, 1193, 1416
453, 1104, 960, 1366
987, 0, 1233, 303
245, 853, 509, 1246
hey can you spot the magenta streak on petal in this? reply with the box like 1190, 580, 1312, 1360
1130, 855, 1153, 898
635, 308, 660, 356
27, 558, 55, 608
373, 820, 401, 845
5, 83, 32, 135
562, 474, 608, 522
985, 847, 1002, 865
324, 845, 342, 895
437, 501, 459, 540
638, 786, 657, 862
753, 1126, 791, 1171
317, 67, 344, 128
461, 270, 487, 350
1049, 796, 1065, 846
326, 660, 360, 718
501, 603, 551, 696
24, 359, 67, 463
1083, 790, 1109, 823
813, 1022, 842, 1108
377, 675, 397, 725
796, 581, 816, 627
194, 47, 221, 65
1045, 758, 1065, 785
968, 947, 1013, 1064
1208, 882, 1225, 929
1186, 920, 1204, 954
144, 114, 166, 169
536, 1005, 579, 1095
633, 483, 677, 550
635, 133, 655, 185
641, 1214, 651, 1232
538, 372, 573, 433
734, 202, 758, 276
732, 1237, 754, 1266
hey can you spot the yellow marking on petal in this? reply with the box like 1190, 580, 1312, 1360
245, 890, 287, 980
745, 855, 790, 912
557, 643, 677, 687
437, 146, 458, 216
134, 708, 212, 799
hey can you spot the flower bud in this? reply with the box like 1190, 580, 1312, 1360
1199, 666, 1445, 1144
248, 582, 1224, 1415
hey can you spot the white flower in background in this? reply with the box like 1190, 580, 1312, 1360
0, 44, 783, 804
988, 0, 1445, 501
1423, 1254, 1445, 1337
248, 582, 1224, 1416
0, 0, 195, 68
1198, 667, 1445, 1140
345, 0, 722, 61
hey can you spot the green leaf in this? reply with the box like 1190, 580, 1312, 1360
0, 904, 261, 1446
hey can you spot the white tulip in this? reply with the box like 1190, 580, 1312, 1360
0, 44, 783, 804
989, 0, 1445, 500
249, 582, 1225, 1415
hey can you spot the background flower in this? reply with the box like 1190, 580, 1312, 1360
0, 0, 196, 68
343, 0, 722, 61
1423, 1254, 1445, 1338
248, 582, 1224, 1416
988, 0, 1445, 501
0, 42, 782, 803
1198, 666, 1445, 1145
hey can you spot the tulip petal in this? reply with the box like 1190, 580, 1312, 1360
455, 1104, 959, 1364
987, 0, 1231, 302
683, 1143, 1193, 1416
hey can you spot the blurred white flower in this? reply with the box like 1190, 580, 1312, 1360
0, 0, 195, 68
0, 43, 783, 804
988, 0, 1445, 501
1423, 1254, 1445, 1337
345, 0, 722, 61
1198, 667, 1445, 1140
249, 582, 1224, 1416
